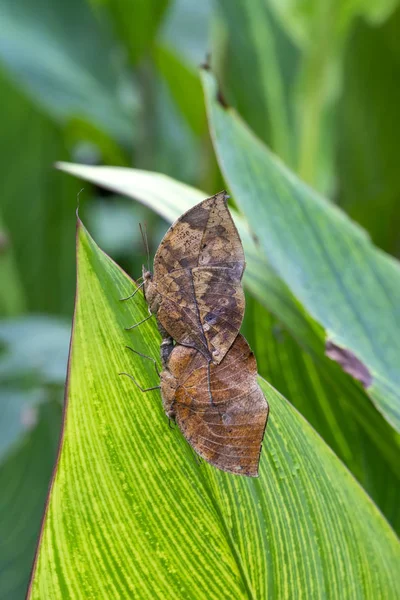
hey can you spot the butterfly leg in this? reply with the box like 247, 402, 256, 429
119, 372, 160, 392
125, 346, 160, 377
120, 279, 144, 301
125, 313, 154, 330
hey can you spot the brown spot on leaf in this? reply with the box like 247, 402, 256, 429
160, 334, 269, 477
325, 341, 372, 388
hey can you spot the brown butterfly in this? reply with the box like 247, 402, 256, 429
121, 334, 268, 476
160, 334, 269, 477
141, 191, 246, 366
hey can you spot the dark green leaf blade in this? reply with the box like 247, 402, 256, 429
202, 68, 400, 433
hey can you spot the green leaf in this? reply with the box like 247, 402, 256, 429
56, 163, 400, 450
202, 68, 400, 434
0, 0, 135, 142
0, 402, 61, 599
242, 295, 400, 532
28, 221, 400, 598
55, 161, 400, 514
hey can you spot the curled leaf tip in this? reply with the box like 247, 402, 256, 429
325, 341, 372, 388
200, 64, 229, 109
200, 52, 211, 70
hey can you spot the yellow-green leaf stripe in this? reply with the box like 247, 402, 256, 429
28, 222, 400, 599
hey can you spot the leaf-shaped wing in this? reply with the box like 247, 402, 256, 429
156, 270, 210, 360
161, 335, 269, 476
192, 266, 245, 364
153, 191, 245, 277
153, 192, 246, 363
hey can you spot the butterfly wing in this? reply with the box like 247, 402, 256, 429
154, 192, 245, 363
192, 266, 245, 364
163, 335, 269, 477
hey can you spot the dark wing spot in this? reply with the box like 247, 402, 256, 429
204, 313, 218, 325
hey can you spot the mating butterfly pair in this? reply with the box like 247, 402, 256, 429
123, 192, 269, 477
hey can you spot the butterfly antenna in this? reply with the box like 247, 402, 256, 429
139, 222, 150, 272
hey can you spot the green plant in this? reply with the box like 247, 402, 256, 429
28, 221, 400, 598
1, 0, 400, 597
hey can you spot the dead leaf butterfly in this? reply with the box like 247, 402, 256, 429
142, 191, 245, 365
160, 334, 269, 477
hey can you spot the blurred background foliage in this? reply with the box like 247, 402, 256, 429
1, 0, 400, 597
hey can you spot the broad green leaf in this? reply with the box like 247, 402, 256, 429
28, 222, 400, 599
56, 162, 400, 482
242, 295, 400, 532
0, 70, 81, 315
202, 68, 400, 434
55, 161, 400, 535
338, 9, 400, 256
0, 402, 61, 599
0, 0, 135, 142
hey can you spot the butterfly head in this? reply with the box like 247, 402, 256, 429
142, 264, 152, 283
142, 265, 152, 297
142, 265, 160, 314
